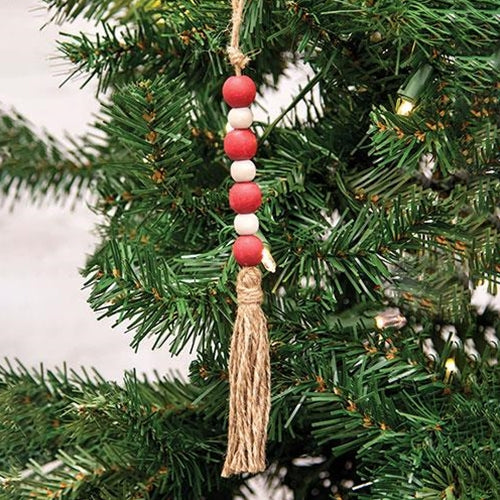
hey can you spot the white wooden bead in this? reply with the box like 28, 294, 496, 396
231, 160, 256, 182
228, 107, 253, 129
234, 213, 259, 235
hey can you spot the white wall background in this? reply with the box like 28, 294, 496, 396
0, 1, 193, 380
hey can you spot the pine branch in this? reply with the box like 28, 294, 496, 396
43, 0, 167, 23
55, 2, 293, 94
0, 363, 242, 500
0, 112, 96, 203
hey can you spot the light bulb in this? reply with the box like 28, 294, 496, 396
440, 325, 462, 349
396, 97, 415, 116
396, 65, 433, 116
464, 339, 480, 362
445, 357, 457, 372
422, 338, 439, 362
484, 327, 499, 349
374, 308, 407, 330
444, 357, 459, 383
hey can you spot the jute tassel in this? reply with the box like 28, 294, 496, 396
222, 267, 270, 477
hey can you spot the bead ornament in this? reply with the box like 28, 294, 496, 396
229, 182, 262, 215
222, 5, 271, 477
223, 73, 263, 266
224, 129, 258, 161
234, 213, 259, 235
228, 107, 253, 129
233, 235, 264, 266
223, 75, 256, 107
231, 160, 256, 182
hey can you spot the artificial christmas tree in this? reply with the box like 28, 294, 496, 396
1, 1, 499, 498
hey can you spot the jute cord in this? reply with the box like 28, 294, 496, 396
221, 267, 270, 477
228, 0, 250, 74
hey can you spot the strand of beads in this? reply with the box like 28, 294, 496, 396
223, 75, 263, 267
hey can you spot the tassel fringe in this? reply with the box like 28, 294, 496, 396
222, 267, 270, 477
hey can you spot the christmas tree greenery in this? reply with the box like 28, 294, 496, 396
1, 1, 499, 498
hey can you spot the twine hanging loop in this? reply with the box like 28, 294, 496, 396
228, 0, 251, 75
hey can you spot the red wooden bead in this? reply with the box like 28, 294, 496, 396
229, 182, 262, 214
233, 235, 263, 266
222, 75, 257, 108
224, 129, 258, 161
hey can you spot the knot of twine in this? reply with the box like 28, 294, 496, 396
229, 0, 251, 75
227, 46, 250, 73
236, 267, 263, 305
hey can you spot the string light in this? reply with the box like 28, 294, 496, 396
374, 308, 407, 330
445, 357, 457, 372
440, 325, 462, 349
444, 357, 458, 383
396, 64, 433, 116
484, 327, 499, 349
396, 98, 415, 116
464, 339, 480, 362
419, 152, 436, 180
422, 338, 439, 362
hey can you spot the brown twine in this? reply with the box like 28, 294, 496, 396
228, 0, 250, 75
221, 267, 270, 477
